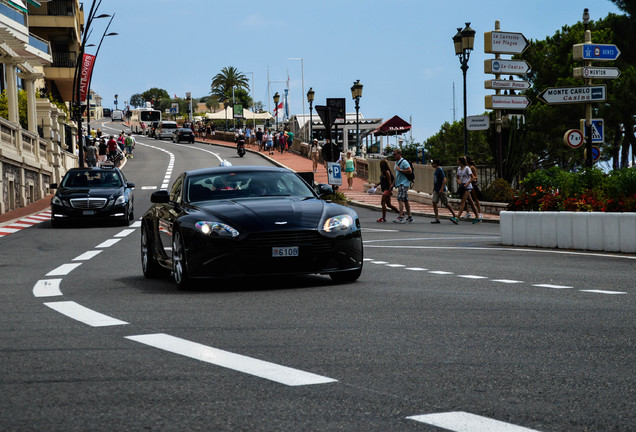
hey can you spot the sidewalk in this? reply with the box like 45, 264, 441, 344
198, 137, 499, 223
0, 137, 499, 227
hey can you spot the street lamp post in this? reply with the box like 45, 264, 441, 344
306, 87, 315, 142
224, 98, 229, 131
72, 0, 112, 167
350, 80, 363, 156
453, 22, 475, 156
114, 94, 118, 110
85, 14, 117, 130
273, 92, 280, 130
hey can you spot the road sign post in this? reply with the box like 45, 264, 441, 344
483, 21, 531, 179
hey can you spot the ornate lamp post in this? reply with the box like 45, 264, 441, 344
453, 22, 475, 156
350, 80, 363, 155
273, 92, 280, 130
306, 87, 315, 142
114, 94, 118, 110
85, 15, 117, 129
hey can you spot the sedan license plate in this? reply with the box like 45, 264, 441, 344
272, 246, 299, 257
82, 210, 95, 215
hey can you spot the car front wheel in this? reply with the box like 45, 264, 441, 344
172, 230, 191, 290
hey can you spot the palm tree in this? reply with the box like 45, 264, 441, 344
211, 66, 250, 100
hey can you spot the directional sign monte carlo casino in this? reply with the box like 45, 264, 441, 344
537, 85, 607, 105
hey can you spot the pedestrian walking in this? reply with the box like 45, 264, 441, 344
392, 148, 413, 223
97, 138, 108, 166
107, 135, 118, 160
85, 140, 98, 167
373, 158, 399, 222
266, 129, 274, 155
456, 156, 481, 223
124, 133, 136, 158
310, 139, 321, 172
459, 156, 483, 220
256, 128, 263, 151
344, 150, 356, 190
431, 159, 459, 224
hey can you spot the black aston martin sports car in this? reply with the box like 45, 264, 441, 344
141, 166, 363, 288
50, 166, 135, 227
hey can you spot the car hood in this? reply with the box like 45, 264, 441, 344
57, 187, 124, 199
191, 197, 329, 230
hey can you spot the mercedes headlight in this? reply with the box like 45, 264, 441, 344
114, 195, 126, 205
195, 221, 239, 238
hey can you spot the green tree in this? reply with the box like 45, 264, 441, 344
129, 93, 145, 108
211, 66, 250, 101
0, 89, 28, 129
141, 88, 171, 111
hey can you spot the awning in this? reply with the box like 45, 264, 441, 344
371, 115, 411, 136
8, 0, 28, 12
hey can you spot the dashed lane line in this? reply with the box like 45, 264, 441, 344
407, 411, 541, 432
125, 333, 337, 387
44, 301, 129, 327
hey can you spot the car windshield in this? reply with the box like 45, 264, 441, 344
185, 171, 315, 202
163, 123, 178, 129
61, 170, 123, 188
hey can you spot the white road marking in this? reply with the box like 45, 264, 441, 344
46, 263, 82, 276
492, 279, 523, 284
386, 264, 405, 268
130, 221, 142, 228
0, 227, 19, 233
44, 301, 128, 327
407, 411, 541, 432
533, 284, 572, 289
580, 289, 626, 295
429, 270, 454, 275
33, 279, 63, 297
95, 238, 121, 248
406, 267, 428, 271
114, 229, 135, 237
125, 333, 337, 387
141, 186, 157, 190
73, 250, 103, 261
458, 275, 489, 279
370, 261, 388, 265
7, 222, 31, 228
20, 218, 45, 223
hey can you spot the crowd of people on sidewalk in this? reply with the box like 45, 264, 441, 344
82, 127, 136, 168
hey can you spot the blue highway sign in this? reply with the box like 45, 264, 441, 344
573, 44, 621, 61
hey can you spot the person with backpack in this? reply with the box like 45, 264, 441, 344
431, 159, 459, 224
392, 148, 413, 223
124, 133, 136, 158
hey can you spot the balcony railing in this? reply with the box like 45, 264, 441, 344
0, 2, 26, 25
29, 33, 50, 54
51, 51, 77, 68
27, 0, 76, 16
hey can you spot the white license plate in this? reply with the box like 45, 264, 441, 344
272, 246, 299, 257
82, 210, 95, 215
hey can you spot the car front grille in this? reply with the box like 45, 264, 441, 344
70, 198, 108, 209
236, 231, 334, 253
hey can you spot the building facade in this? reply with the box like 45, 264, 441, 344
0, 0, 78, 215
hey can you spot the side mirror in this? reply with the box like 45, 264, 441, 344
127, 182, 136, 188
150, 190, 170, 203
50, 183, 58, 189
316, 183, 333, 198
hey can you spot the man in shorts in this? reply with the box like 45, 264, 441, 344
392, 148, 413, 223
431, 159, 459, 224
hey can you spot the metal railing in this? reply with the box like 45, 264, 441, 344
28, 0, 76, 16
51, 51, 77, 67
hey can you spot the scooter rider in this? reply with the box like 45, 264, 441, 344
236, 133, 246, 156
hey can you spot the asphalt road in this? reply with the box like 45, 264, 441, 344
1, 122, 634, 431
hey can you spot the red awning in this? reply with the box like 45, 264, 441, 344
371, 115, 411, 136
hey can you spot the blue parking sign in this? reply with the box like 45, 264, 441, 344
327, 162, 342, 186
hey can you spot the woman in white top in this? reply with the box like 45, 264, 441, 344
456, 156, 481, 223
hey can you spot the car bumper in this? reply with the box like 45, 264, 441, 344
51, 203, 129, 221
184, 230, 363, 278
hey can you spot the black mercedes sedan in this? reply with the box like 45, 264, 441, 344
141, 166, 363, 289
50, 167, 135, 227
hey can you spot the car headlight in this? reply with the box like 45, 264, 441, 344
195, 221, 239, 238
322, 214, 356, 234
114, 195, 126, 205
51, 196, 63, 206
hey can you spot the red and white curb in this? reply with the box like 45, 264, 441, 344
0, 210, 51, 237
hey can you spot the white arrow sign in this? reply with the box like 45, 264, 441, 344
485, 95, 531, 110
538, 85, 607, 104
484, 59, 531, 75
573, 66, 621, 80
485, 79, 531, 90
484, 31, 529, 54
